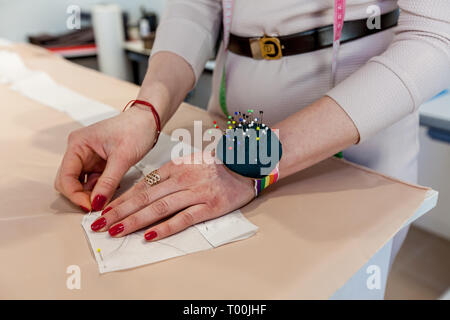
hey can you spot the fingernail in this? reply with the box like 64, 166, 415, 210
145, 231, 157, 241
92, 194, 107, 211
79, 205, 90, 213
109, 223, 124, 236
101, 207, 112, 215
91, 217, 106, 232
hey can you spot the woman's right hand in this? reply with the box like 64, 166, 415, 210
54, 105, 158, 212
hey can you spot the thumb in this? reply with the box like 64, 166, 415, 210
90, 154, 130, 211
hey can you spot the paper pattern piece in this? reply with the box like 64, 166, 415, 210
82, 206, 257, 273
0, 50, 118, 125
11, 71, 119, 126
2, 51, 258, 273
0, 50, 34, 84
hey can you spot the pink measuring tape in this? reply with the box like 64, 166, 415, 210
222, 0, 234, 49
332, 0, 347, 85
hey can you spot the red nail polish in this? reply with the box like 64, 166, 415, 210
92, 194, 107, 211
79, 205, 90, 213
145, 231, 157, 241
91, 217, 106, 232
109, 223, 124, 236
101, 207, 112, 215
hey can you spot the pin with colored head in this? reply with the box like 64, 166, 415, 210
97, 248, 104, 262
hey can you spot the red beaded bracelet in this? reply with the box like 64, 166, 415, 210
122, 99, 161, 148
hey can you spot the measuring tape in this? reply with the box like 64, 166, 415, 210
332, 0, 347, 86
220, 0, 346, 115
222, 0, 234, 49
219, 0, 235, 116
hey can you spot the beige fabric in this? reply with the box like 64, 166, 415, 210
0, 44, 430, 299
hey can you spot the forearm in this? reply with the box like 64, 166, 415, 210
136, 51, 195, 127
276, 96, 359, 178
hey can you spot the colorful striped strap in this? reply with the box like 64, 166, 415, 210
254, 167, 279, 197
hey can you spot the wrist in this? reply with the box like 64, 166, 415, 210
130, 104, 159, 131
136, 82, 171, 126
123, 99, 161, 148
134, 100, 164, 125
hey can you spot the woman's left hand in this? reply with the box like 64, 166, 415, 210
90, 152, 255, 241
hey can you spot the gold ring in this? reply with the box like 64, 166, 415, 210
144, 169, 161, 187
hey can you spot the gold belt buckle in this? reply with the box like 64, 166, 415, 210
250, 35, 283, 60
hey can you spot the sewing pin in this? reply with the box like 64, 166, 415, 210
97, 248, 104, 262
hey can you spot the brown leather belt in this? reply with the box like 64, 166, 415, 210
228, 9, 399, 60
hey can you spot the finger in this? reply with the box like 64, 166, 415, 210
108, 163, 171, 209
90, 154, 130, 211
105, 190, 199, 237
55, 150, 91, 210
143, 204, 210, 241
91, 177, 181, 231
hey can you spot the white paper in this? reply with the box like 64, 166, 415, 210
0, 50, 34, 84
3, 52, 258, 273
11, 71, 119, 125
82, 211, 213, 273
4, 52, 118, 125
82, 205, 257, 273
195, 211, 259, 247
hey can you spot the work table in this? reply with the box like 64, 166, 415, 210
0, 43, 437, 299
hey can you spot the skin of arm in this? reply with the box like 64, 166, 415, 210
275, 96, 360, 179
134, 51, 195, 126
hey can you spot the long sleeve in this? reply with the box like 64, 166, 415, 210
327, 0, 450, 142
151, 0, 222, 82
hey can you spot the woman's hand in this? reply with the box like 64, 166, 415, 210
89, 152, 255, 241
54, 106, 158, 212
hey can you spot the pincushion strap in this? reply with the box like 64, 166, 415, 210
254, 166, 279, 197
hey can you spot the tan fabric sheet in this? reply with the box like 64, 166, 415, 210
0, 44, 429, 299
